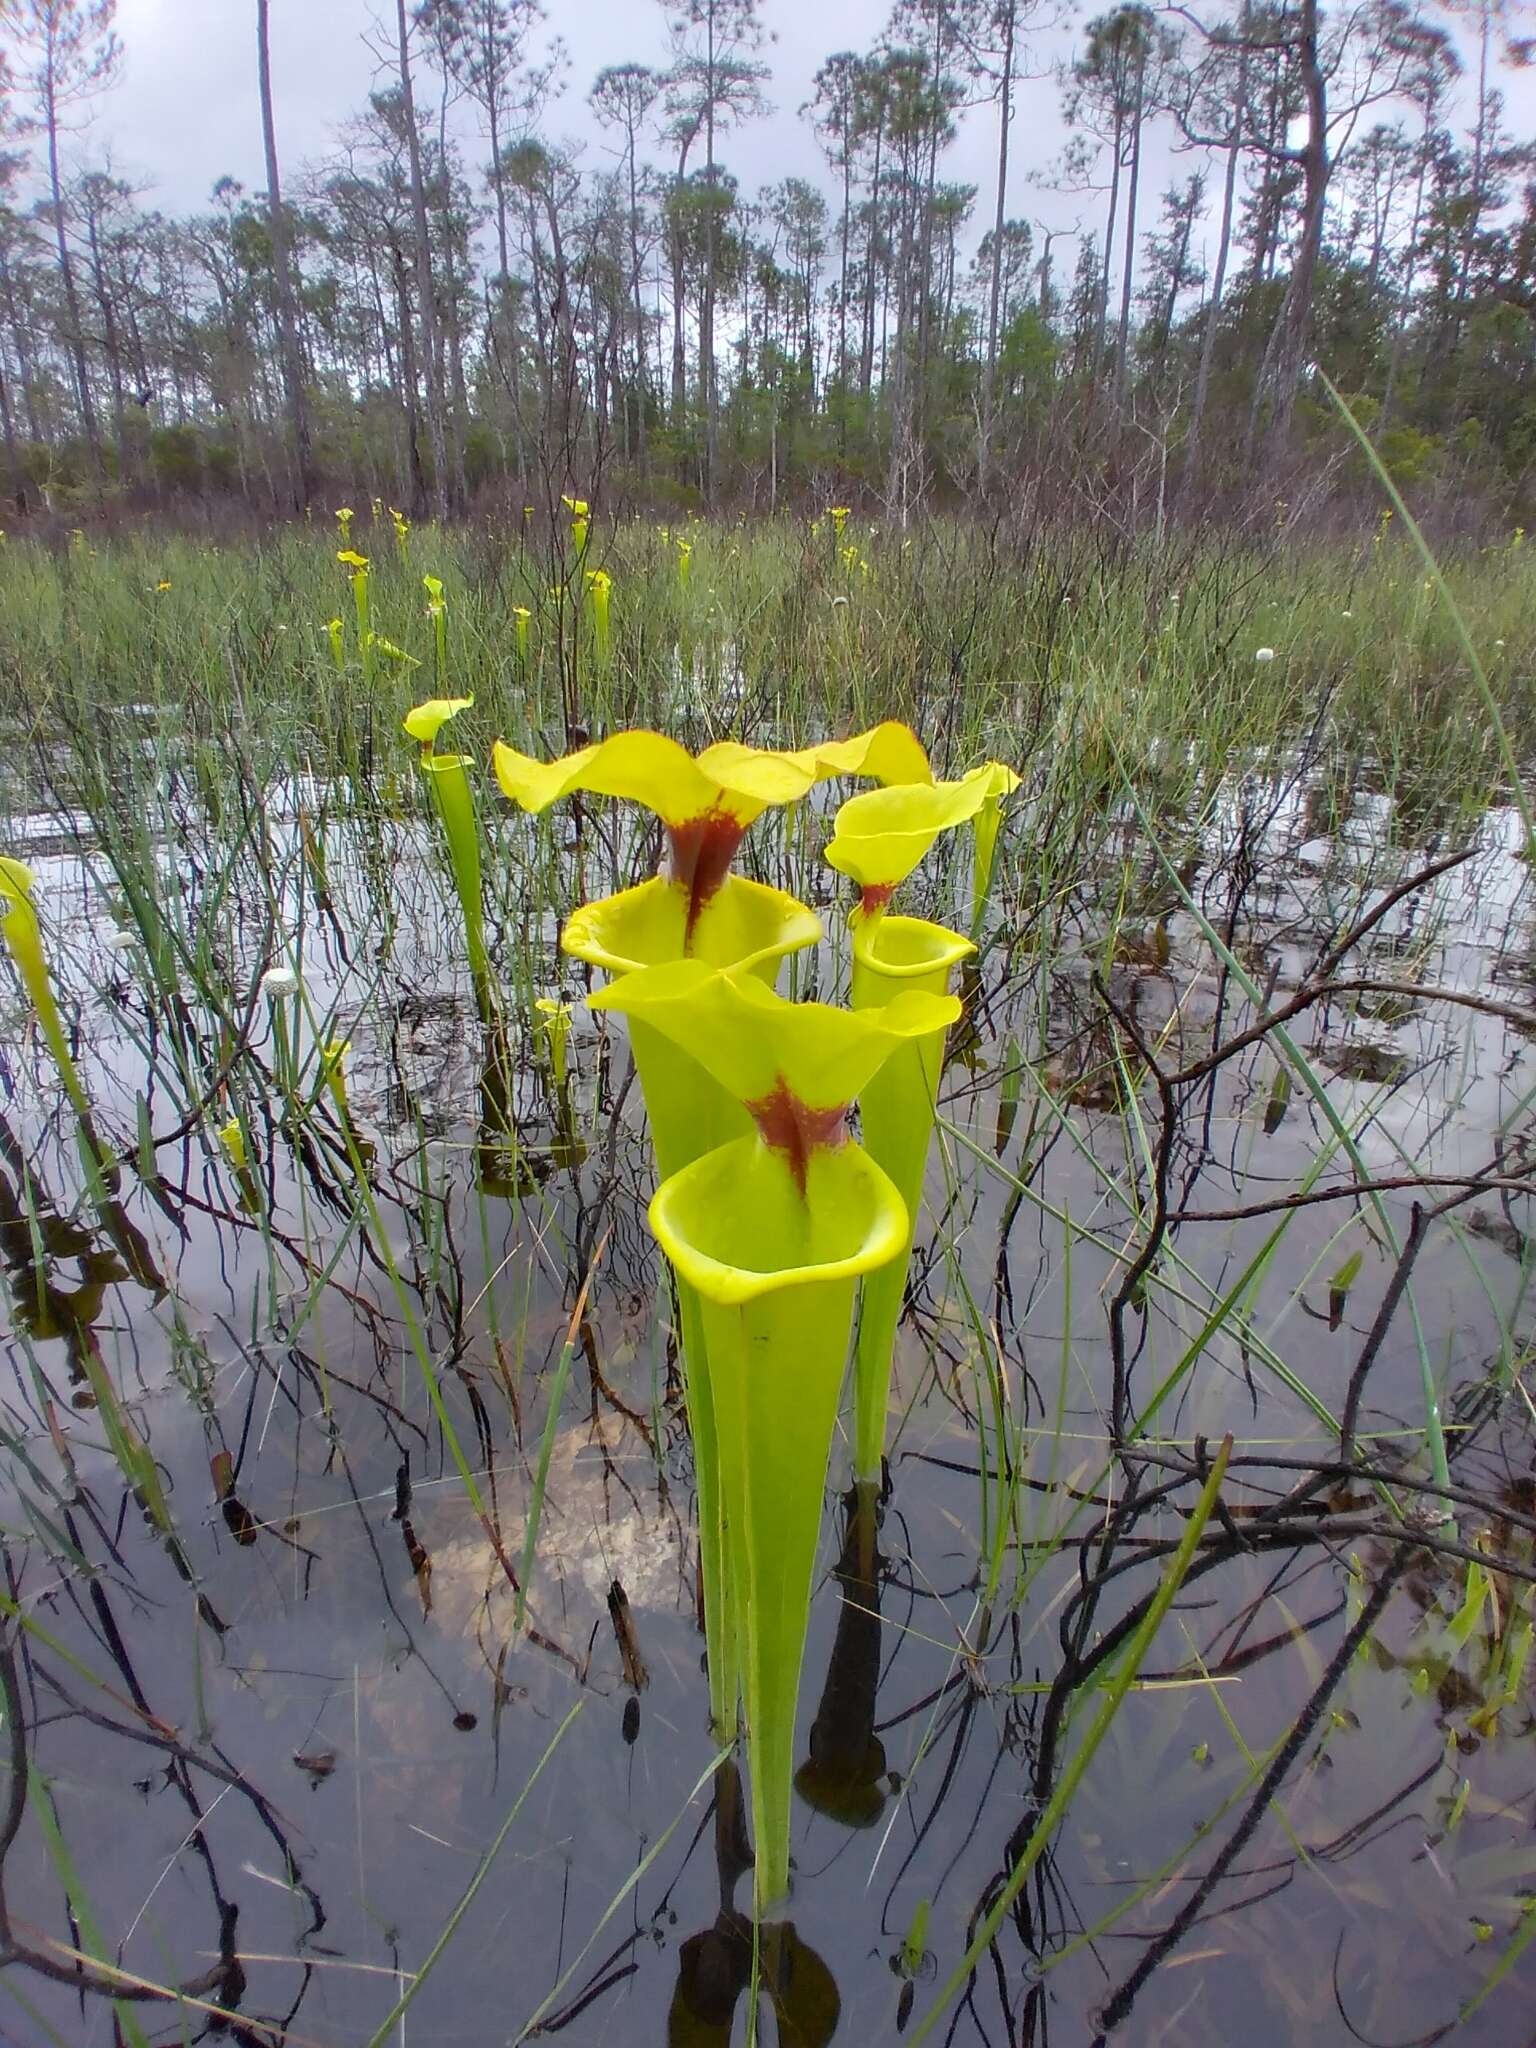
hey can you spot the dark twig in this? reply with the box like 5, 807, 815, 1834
1091, 1545, 1412, 2040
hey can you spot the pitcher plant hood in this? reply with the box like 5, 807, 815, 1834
824, 759, 1020, 913
402, 695, 473, 748
493, 722, 931, 936
587, 960, 958, 1190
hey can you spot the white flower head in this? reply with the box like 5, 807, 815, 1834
106, 930, 136, 955
1341, 610, 1353, 620
1495, 638, 1506, 649
261, 965, 301, 998
1254, 646, 1277, 664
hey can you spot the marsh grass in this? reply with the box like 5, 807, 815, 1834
0, 509, 1533, 2041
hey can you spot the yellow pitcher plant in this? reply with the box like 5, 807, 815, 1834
338, 549, 372, 686
404, 698, 490, 1018
422, 574, 447, 681
0, 856, 94, 1125
562, 494, 589, 564
586, 567, 612, 665
823, 762, 1020, 1482
589, 961, 959, 1912
496, 722, 931, 1741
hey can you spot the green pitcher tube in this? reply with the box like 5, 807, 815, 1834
593, 964, 957, 1908
848, 909, 974, 1484
650, 1132, 908, 1910
0, 857, 94, 1126
419, 752, 490, 1010
568, 877, 821, 1740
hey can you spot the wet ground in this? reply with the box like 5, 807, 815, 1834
2, 750, 1535, 2045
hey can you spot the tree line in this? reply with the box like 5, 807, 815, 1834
1, 0, 1534, 522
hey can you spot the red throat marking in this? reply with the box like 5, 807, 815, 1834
667, 809, 748, 946
745, 1076, 848, 1197
860, 883, 894, 917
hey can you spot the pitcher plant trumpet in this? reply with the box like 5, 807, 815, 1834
590, 961, 959, 1912
823, 762, 1019, 1483
497, 724, 932, 1743
0, 857, 94, 1127
405, 698, 491, 1016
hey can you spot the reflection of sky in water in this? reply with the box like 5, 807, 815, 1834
1, 761, 1534, 2044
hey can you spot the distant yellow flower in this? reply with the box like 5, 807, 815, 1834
561, 495, 589, 517
156, 580, 171, 592
217, 1116, 249, 1172
337, 549, 369, 570
326, 617, 345, 670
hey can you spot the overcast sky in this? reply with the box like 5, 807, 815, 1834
31, 0, 1536, 288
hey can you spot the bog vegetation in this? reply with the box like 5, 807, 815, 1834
0, 502, 1533, 2042
1, 0, 1536, 2039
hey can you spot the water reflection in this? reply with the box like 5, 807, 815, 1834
4, 755, 1536, 2043
669, 1762, 841, 2047
796, 1484, 888, 1830
0, 1110, 162, 1381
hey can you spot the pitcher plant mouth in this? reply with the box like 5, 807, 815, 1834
563, 874, 822, 980
851, 908, 976, 982
494, 722, 932, 942
649, 1135, 908, 1304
